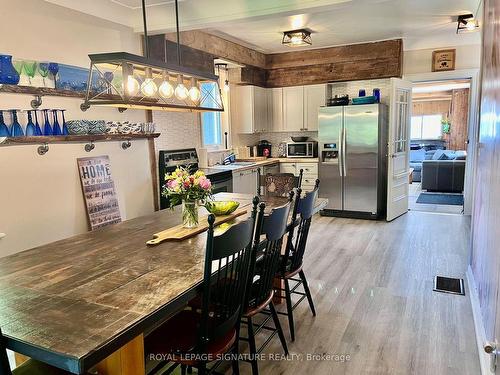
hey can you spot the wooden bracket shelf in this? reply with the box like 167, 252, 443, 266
0, 84, 121, 100
0, 133, 160, 146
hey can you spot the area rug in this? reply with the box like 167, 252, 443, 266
416, 192, 464, 206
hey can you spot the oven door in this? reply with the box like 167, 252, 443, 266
211, 177, 233, 194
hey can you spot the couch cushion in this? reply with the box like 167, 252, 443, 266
455, 150, 467, 160
410, 149, 426, 162
432, 149, 449, 160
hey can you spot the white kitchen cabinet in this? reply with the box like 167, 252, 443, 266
303, 84, 326, 131
279, 162, 318, 192
232, 168, 259, 195
269, 88, 283, 131
283, 86, 304, 132
230, 86, 269, 134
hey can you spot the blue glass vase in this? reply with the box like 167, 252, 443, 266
0, 111, 10, 137
52, 109, 62, 136
43, 109, 52, 136
0, 55, 20, 84
26, 111, 36, 136
60, 110, 69, 135
34, 110, 42, 136
9, 110, 24, 137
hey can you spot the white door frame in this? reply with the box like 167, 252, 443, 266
404, 69, 480, 216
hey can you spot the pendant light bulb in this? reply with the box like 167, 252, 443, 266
188, 78, 201, 102
140, 68, 157, 97
125, 75, 140, 96
224, 79, 230, 92
159, 73, 174, 99
175, 75, 189, 100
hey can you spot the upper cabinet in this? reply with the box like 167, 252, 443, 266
230, 85, 270, 134
303, 84, 326, 131
230, 84, 326, 134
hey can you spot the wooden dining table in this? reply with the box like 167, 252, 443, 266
0, 193, 327, 374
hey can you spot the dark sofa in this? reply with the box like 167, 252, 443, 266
421, 150, 467, 193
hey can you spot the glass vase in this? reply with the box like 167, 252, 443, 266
0, 55, 20, 85
182, 200, 199, 228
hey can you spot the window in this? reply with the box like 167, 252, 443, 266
411, 114, 443, 139
201, 82, 223, 147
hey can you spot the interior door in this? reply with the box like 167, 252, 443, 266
386, 78, 413, 221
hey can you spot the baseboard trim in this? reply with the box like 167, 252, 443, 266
467, 266, 491, 374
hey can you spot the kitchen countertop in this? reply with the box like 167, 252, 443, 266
208, 158, 319, 173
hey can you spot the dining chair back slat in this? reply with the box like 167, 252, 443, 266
247, 201, 292, 310
199, 205, 257, 349
0, 329, 12, 375
260, 172, 300, 198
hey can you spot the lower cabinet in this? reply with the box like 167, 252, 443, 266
280, 162, 318, 192
232, 168, 259, 195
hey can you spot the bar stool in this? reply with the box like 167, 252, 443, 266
1, 329, 75, 375
239, 198, 292, 375
275, 180, 320, 342
145, 206, 258, 375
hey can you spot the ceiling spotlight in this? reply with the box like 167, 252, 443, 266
282, 29, 312, 47
457, 14, 479, 34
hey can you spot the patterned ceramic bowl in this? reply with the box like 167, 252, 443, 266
66, 120, 89, 135
85, 120, 106, 134
129, 123, 143, 134
105, 121, 120, 134
118, 121, 132, 134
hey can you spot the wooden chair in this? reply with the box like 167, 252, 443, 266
1, 328, 74, 375
145, 205, 258, 375
259, 169, 303, 197
239, 198, 292, 375
275, 180, 320, 342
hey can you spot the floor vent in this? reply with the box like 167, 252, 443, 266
433, 276, 465, 295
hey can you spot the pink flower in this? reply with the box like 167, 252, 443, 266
167, 179, 179, 189
199, 176, 212, 190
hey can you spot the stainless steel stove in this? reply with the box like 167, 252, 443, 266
158, 148, 233, 209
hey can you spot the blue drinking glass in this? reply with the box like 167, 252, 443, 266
0, 55, 20, 85
52, 109, 62, 136
43, 109, 52, 136
34, 110, 43, 136
358, 89, 366, 97
48, 63, 59, 89
25, 110, 36, 136
60, 109, 68, 135
9, 110, 24, 137
0, 111, 10, 137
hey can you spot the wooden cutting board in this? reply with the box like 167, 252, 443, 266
146, 208, 248, 246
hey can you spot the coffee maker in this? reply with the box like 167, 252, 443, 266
257, 140, 272, 157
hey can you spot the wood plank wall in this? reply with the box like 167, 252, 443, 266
446, 89, 469, 151
470, 0, 500, 343
160, 32, 403, 87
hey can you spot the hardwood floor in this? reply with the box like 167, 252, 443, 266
237, 212, 479, 374
408, 182, 463, 214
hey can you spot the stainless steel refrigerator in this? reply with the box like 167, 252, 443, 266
318, 104, 388, 219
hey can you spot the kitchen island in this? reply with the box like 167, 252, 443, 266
0, 193, 326, 374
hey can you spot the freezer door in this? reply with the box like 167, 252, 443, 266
343, 104, 379, 213
318, 107, 343, 210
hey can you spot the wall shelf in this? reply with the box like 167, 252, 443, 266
0, 133, 160, 146
0, 84, 119, 100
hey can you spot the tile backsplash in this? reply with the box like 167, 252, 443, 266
236, 131, 318, 157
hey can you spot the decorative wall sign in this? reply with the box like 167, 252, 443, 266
432, 49, 456, 71
77, 155, 121, 230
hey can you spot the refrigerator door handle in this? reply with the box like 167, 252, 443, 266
339, 127, 344, 176
342, 127, 347, 176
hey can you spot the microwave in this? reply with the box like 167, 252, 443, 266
286, 142, 318, 158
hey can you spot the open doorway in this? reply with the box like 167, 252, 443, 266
408, 79, 470, 214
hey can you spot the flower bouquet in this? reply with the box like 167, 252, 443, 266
162, 167, 212, 228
